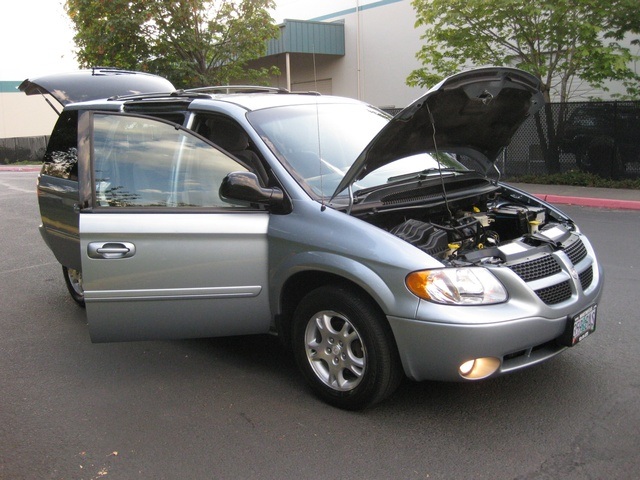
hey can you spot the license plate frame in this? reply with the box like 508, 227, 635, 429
560, 304, 597, 347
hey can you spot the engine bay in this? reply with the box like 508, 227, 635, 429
361, 186, 576, 266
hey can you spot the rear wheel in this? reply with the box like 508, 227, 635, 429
292, 286, 402, 410
62, 266, 85, 307
587, 137, 624, 179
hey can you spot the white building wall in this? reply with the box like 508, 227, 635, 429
270, 0, 427, 108
0, 90, 58, 139
271, 0, 638, 105
356, 1, 425, 107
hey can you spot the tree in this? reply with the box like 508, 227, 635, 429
66, 0, 280, 88
407, 0, 640, 175
408, 0, 640, 102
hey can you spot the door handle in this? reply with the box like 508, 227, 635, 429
88, 242, 136, 259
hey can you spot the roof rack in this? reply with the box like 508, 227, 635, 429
107, 85, 323, 102
185, 85, 290, 94
91, 66, 146, 76
108, 90, 213, 102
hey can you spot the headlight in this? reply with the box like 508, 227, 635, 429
406, 267, 507, 305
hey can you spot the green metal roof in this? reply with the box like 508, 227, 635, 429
266, 19, 345, 56
0, 81, 21, 93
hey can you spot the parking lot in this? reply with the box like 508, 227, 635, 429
2, 170, 639, 479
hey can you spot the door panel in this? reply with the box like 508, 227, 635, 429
81, 212, 270, 342
80, 112, 271, 342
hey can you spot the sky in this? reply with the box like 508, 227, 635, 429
0, 0, 374, 81
1, 1, 78, 80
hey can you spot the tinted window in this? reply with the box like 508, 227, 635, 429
92, 113, 248, 208
43, 110, 78, 180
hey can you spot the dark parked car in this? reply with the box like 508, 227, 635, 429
21, 67, 603, 409
560, 102, 640, 178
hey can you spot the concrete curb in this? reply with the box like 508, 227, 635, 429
534, 193, 640, 211
3, 165, 640, 210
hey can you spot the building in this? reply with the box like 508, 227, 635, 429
2, 0, 637, 157
0, 81, 58, 163
253, 0, 426, 110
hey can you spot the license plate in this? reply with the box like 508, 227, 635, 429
561, 304, 597, 346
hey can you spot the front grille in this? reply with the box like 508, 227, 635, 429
509, 256, 561, 282
564, 238, 587, 265
579, 266, 594, 291
503, 234, 593, 307
535, 280, 572, 305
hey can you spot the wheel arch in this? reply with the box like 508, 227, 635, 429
275, 268, 397, 350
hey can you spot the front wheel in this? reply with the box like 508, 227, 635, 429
292, 286, 402, 410
62, 266, 85, 307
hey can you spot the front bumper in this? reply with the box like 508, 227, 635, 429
389, 253, 604, 382
389, 313, 572, 381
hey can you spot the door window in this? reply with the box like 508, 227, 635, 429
92, 113, 249, 208
43, 110, 79, 180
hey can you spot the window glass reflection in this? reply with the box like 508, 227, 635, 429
93, 114, 248, 208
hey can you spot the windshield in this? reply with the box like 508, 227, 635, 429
248, 103, 469, 197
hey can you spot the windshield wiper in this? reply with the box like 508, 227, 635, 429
387, 167, 465, 183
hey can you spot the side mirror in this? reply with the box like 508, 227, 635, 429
220, 171, 284, 208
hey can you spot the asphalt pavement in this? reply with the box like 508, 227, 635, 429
508, 181, 640, 211
2, 164, 640, 210
2, 166, 639, 479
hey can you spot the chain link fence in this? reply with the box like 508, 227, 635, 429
4, 103, 639, 181
0, 136, 49, 164
494, 101, 639, 180
384, 101, 640, 180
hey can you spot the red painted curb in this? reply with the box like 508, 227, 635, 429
534, 194, 640, 211
0, 165, 41, 172
3, 166, 639, 210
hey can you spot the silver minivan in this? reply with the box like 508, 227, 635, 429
22, 67, 603, 409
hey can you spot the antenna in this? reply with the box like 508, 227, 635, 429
426, 102, 454, 221
312, 44, 327, 212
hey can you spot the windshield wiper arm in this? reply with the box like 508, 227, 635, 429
387, 168, 462, 183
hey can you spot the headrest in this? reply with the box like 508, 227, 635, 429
207, 120, 249, 152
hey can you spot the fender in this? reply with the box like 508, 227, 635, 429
269, 249, 421, 321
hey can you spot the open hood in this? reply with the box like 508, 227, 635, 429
332, 67, 544, 198
19, 68, 175, 111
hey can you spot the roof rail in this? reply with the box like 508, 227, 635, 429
107, 85, 323, 102
90, 66, 145, 75
108, 90, 212, 102
185, 85, 290, 94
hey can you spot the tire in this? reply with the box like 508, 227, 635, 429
62, 266, 85, 307
587, 138, 624, 179
291, 285, 402, 410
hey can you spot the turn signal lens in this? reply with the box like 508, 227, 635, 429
406, 268, 507, 305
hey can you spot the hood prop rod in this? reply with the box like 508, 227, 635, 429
37, 88, 61, 116
426, 103, 454, 222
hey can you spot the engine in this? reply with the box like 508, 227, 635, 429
387, 195, 570, 266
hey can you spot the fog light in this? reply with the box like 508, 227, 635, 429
458, 357, 501, 379
459, 359, 475, 375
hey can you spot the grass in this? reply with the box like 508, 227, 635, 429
3, 160, 41, 165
